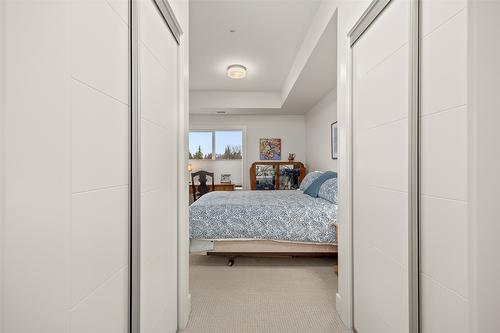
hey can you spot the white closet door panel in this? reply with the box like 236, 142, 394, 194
70, 267, 129, 333
141, 189, 176, 265
139, 0, 179, 332
421, 196, 468, 297
141, 120, 170, 192
420, 274, 468, 333
421, 10, 467, 116
420, 106, 467, 200
71, 80, 129, 192
354, 45, 409, 130
4, 3, 71, 331
139, 0, 173, 70
71, 186, 129, 306
373, 248, 408, 331
353, 0, 409, 77
356, 186, 408, 265
352, 0, 409, 331
353, 247, 393, 333
141, 44, 176, 128
71, 0, 129, 104
353, 244, 407, 333
421, 0, 466, 37
354, 120, 408, 192
107, 0, 130, 25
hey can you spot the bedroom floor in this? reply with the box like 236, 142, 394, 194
181, 254, 352, 333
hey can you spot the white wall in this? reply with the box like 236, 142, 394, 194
305, 89, 337, 172
420, 1, 468, 332
3, 0, 129, 331
190, 114, 306, 189
173, 0, 191, 329
468, 1, 500, 332
0, 0, 5, 328
190, 160, 243, 187
333, 0, 372, 326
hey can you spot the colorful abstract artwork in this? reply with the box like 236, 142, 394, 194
259, 138, 281, 160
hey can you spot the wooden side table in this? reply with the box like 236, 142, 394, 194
189, 183, 236, 195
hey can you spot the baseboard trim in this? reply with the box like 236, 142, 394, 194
178, 293, 191, 330
336, 292, 351, 328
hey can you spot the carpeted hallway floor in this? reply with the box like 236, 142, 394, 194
182, 254, 352, 333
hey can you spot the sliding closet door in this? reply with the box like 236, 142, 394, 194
4, 0, 130, 331
137, 0, 179, 332
352, 0, 410, 332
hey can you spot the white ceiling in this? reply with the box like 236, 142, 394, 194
280, 14, 337, 114
190, 0, 321, 91
189, 0, 337, 115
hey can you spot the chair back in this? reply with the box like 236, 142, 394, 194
191, 170, 215, 201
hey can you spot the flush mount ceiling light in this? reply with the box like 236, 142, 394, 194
227, 64, 247, 79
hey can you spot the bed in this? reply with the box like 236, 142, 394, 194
189, 187, 338, 259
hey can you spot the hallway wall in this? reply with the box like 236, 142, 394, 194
0, 0, 5, 329
3, 0, 129, 331
468, 1, 500, 331
332, 0, 371, 326
305, 88, 337, 172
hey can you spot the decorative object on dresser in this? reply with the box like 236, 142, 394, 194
250, 161, 306, 190
220, 174, 231, 184
191, 170, 215, 202
259, 138, 281, 160
288, 153, 296, 162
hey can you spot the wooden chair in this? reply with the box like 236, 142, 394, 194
191, 170, 215, 202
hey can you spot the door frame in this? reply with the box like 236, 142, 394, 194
346, 0, 421, 331
130, 0, 185, 332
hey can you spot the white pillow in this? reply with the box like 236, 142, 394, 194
299, 171, 323, 191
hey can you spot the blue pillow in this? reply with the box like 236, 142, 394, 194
299, 171, 323, 191
303, 171, 337, 198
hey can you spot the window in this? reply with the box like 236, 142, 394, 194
189, 131, 213, 160
215, 131, 242, 160
189, 130, 243, 160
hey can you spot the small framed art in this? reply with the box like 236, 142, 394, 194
331, 122, 338, 160
220, 174, 232, 184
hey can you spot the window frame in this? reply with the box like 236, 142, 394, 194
189, 126, 247, 189
189, 129, 244, 161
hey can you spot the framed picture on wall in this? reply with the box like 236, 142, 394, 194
259, 138, 281, 160
331, 122, 338, 160
221, 174, 232, 184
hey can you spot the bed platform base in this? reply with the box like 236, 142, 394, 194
202, 226, 339, 267
206, 240, 337, 260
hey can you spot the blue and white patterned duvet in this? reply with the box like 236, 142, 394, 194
190, 190, 337, 244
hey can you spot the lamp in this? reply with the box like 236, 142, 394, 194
227, 64, 247, 79
188, 163, 192, 172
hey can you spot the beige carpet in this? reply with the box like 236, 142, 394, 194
182, 255, 352, 333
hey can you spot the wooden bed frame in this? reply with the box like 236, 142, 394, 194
205, 225, 338, 265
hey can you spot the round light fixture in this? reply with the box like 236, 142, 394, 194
227, 64, 247, 79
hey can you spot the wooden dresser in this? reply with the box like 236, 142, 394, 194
250, 161, 306, 190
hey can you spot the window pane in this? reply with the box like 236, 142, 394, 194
189, 132, 213, 160
215, 131, 242, 160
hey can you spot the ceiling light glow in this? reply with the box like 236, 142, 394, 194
227, 64, 247, 79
